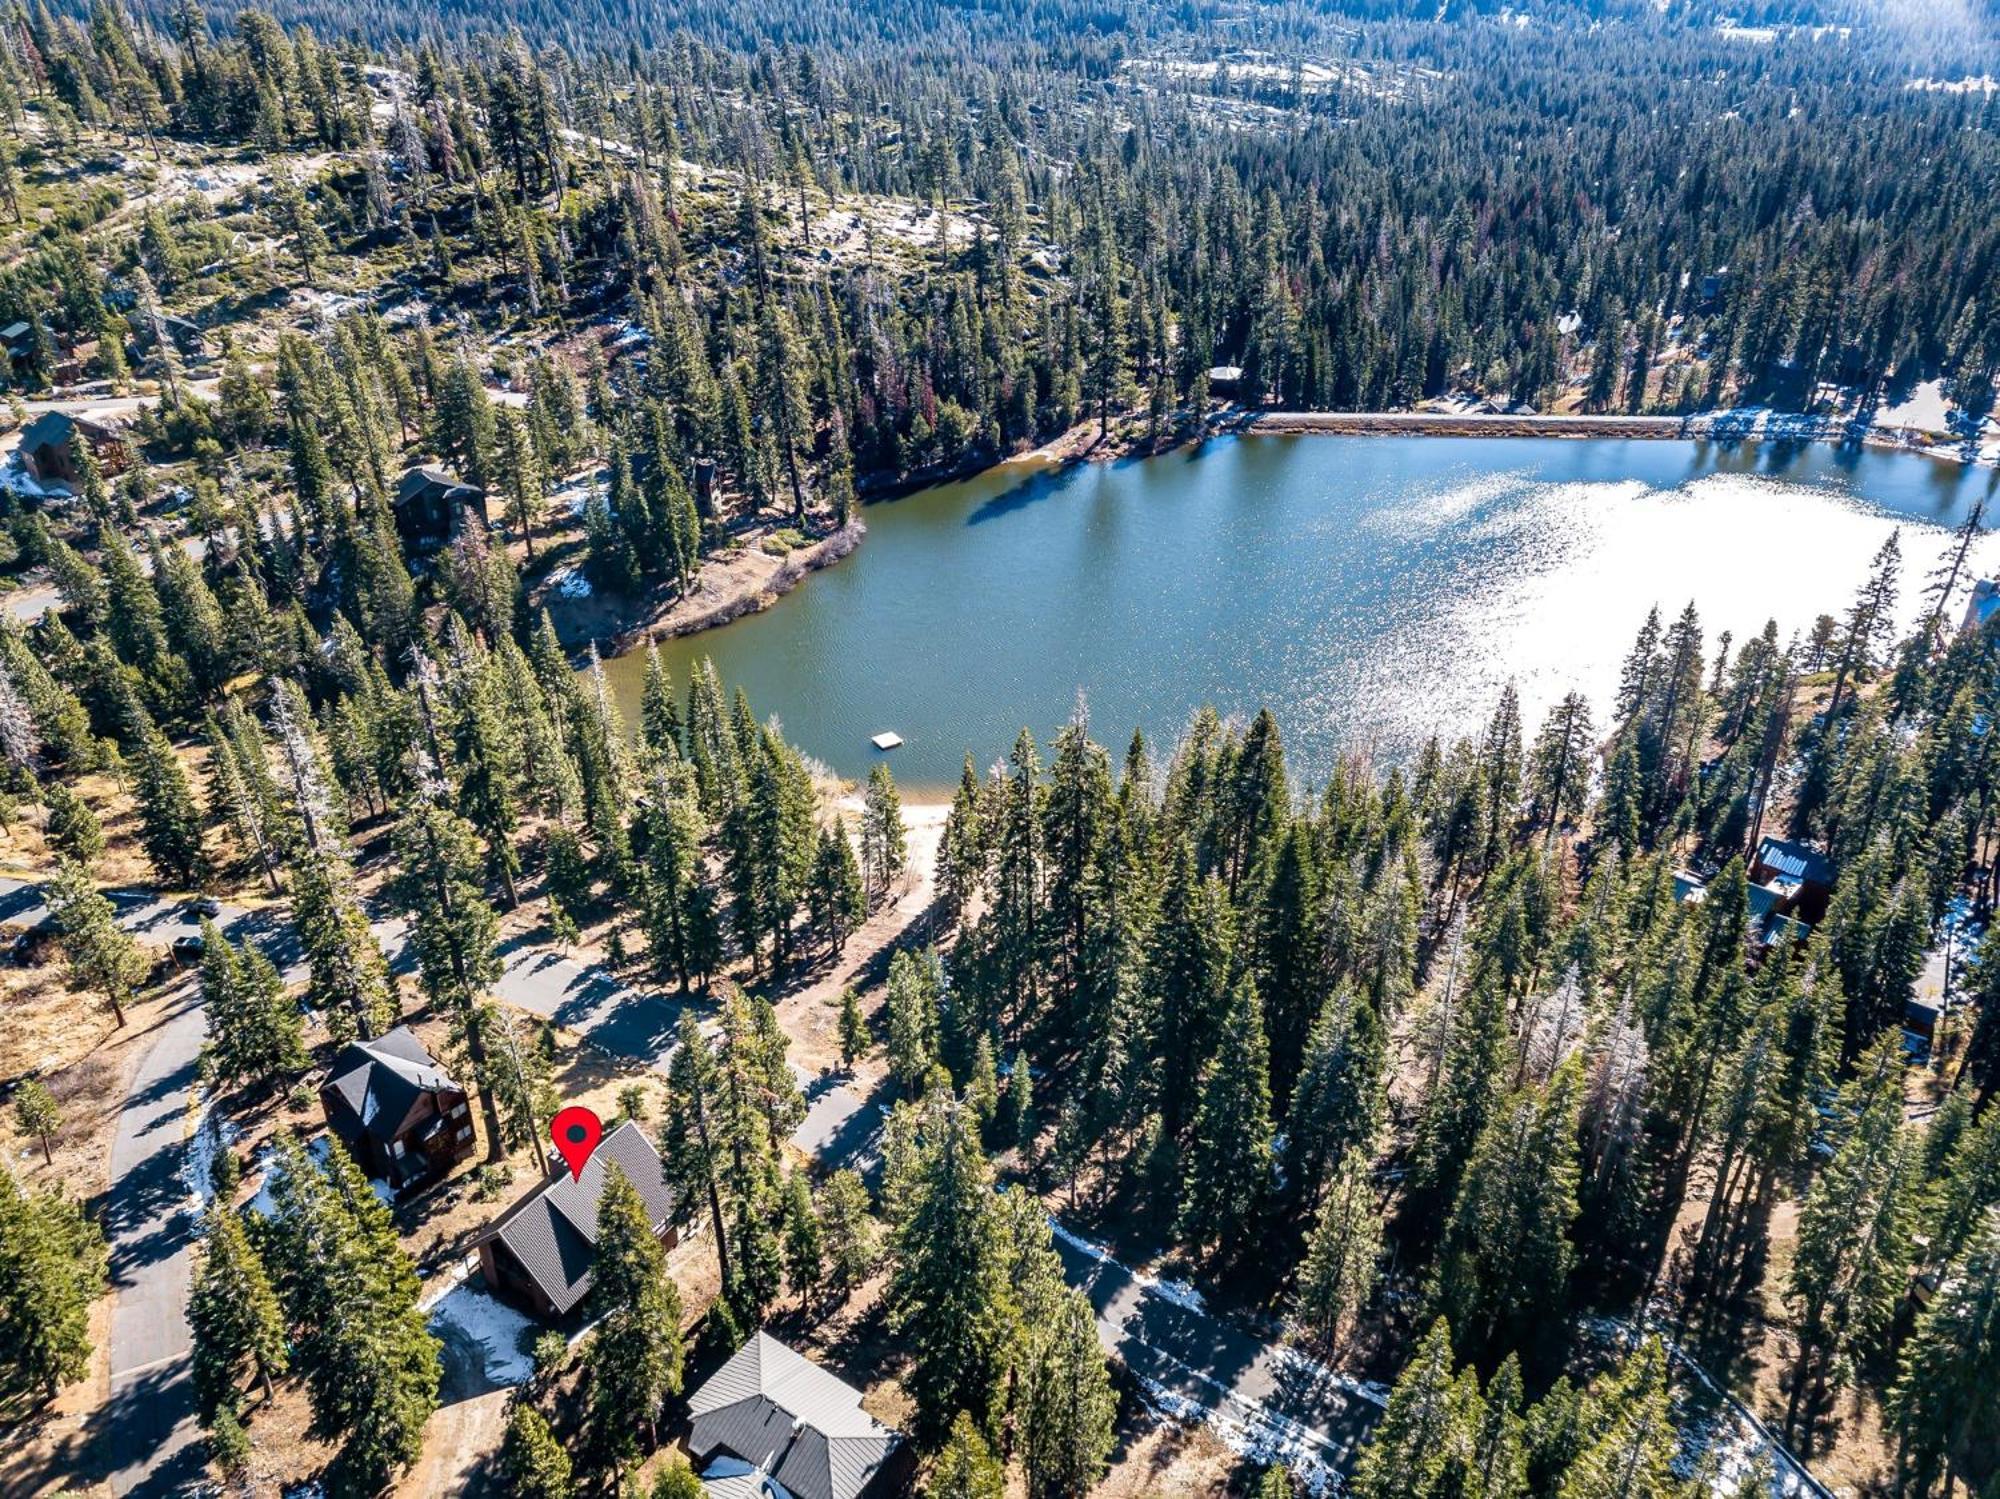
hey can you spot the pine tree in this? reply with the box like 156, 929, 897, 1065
1472, 1357, 1530, 1499
838, 986, 869, 1070
0, 1167, 106, 1402
663, 1010, 735, 1290
199, 921, 306, 1095
819, 1168, 879, 1295
45, 858, 147, 1027
927, 1410, 1006, 1499
938, 755, 986, 921
1020, 1287, 1117, 1499
1556, 1340, 1687, 1499
1928, 1109, 2000, 1271
42, 781, 104, 864
475, 1002, 555, 1172
499, 1404, 573, 1499
129, 712, 207, 886
1431, 1061, 1582, 1369
1886, 1208, 2000, 1499
1283, 984, 1387, 1222
1349, 1319, 1482, 1499
807, 817, 866, 955
13, 1080, 59, 1164
642, 775, 721, 993
1293, 1147, 1381, 1352
887, 947, 943, 1089
260, 1133, 439, 1491
1407, 968, 1508, 1248
862, 762, 908, 901
392, 800, 506, 1154
782, 1167, 824, 1302
639, 646, 682, 758
291, 845, 397, 1043
1001, 1048, 1034, 1160
987, 728, 1047, 1037
1179, 973, 1275, 1267
1527, 692, 1595, 842
650, 1456, 705, 1499
584, 1163, 686, 1470
1785, 1042, 1920, 1434
188, 1203, 288, 1414
887, 1100, 1015, 1441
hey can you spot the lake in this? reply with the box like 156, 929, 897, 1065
601, 435, 1995, 797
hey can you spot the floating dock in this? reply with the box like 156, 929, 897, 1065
870, 732, 904, 751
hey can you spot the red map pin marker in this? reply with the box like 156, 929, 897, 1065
550, 1105, 604, 1181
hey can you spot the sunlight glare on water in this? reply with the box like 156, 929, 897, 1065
603, 435, 1990, 795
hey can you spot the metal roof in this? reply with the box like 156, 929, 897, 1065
484, 1120, 678, 1316
1754, 837, 1831, 885
688, 1334, 901, 1499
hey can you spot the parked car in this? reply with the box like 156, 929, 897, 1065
170, 933, 206, 966
185, 896, 221, 918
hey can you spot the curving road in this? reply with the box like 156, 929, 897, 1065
785, 1070, 1386, 1485
0, 875, 677, 1493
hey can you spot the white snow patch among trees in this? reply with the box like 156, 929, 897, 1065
1048, 1219, 1208, 1313
244, 1135, 392, 1216
428, 1283, 538, 1387
1133, 1373, 1342, 1495
179, 1106, 236, 1220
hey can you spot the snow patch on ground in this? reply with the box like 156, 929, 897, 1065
1134, 1373, 1342, 1495
1666, 1344, 1824, 1498
1584, 1317, 1827, 1499
427, 1283, 537, 1387
553, 567, 593, 599
179, 1105, 236, 1220
1875, 379, 1954, 434
1048, 1219, 1208, 1314
1908, 74, 1998, 94
244, 1134, 392, 1216
1272, 1345, 1392, 1409
416, 1251, 481, 1312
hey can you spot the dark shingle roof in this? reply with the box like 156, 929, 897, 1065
688, 1334, 901, 1499
484, 1120, 677, 1316
395, 463, 484, 507
18, 412, 75, 451
322, 1025, 457, 1145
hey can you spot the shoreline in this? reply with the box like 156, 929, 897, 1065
547, 521, 863, 656
1245, 406, 1991, 463
564, 405, 1986, 661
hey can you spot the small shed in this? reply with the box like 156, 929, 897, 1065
476, 1120, 680, 1319
319, 1026, 476, 1189
392, 463, 489, 552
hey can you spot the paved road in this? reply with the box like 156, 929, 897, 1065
787, 1073, 1382, 1481
0, 874, 673, 1491
4, 533, 216, 625
0, 879, 304, 1494
1051, 1230, 1383, 1484
98, 985, 210, 1497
